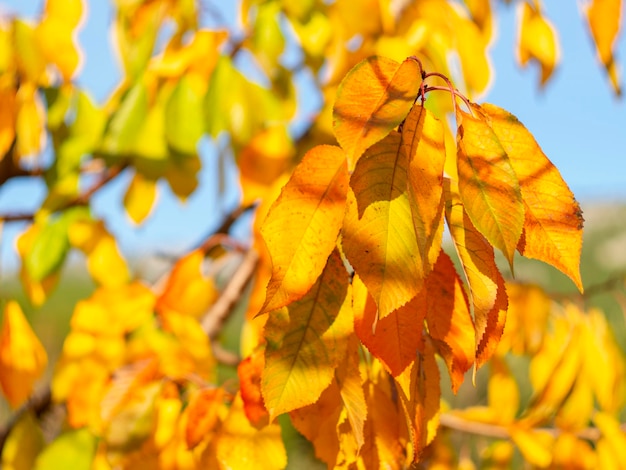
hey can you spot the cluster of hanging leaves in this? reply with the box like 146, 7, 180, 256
0, 0, 624, 468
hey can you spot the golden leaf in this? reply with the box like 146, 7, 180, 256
487, 356, 519, 423
123, 171, 158, 225
0, 301, 48, 408
262, 249, 352, 419
585, 0, 622, 95
510, 426, 554, 468
342, 131, 427, 319
185, 387, 226, 449
260, 145, 348, 313
333, 56, 421, 168
456, 109, 524, 268
473, 103, 584, 291
238, 348, 270, 429
517, 2, 559, 86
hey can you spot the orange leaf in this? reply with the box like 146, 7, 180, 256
342, 131, 427, 319
238, 348, 269, 429
443, 179, 507, 368
517, 2, 559, 86
262, 249, 352, 420
394, 337, 440, 463
401, 104, 446, 278
156, 249, 217, 318
260, 145, 348, 313
185, 387, 226, 449
473, 103, 584, 291
0, 301, 48, 408
423, 252, 476, 390
215, 393, 286, 470
585, 0, 622, 94
456, 109, 524, 269
333, 56, 421, 168
353, 274, 425, 377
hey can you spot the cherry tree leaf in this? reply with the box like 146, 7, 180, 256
423, 251, 476, 390
444, 179, 507, 368
474, 103, 583, 291
456, 109, 524, 269
401, 104, 446, 278
342, 131, 426, 319
262, 250, 352, 420
517, 2, 559, 87
585, 0, 622, 95
333, 56, 421, 168
353, 274, 425, 377
260, 145, 348, 313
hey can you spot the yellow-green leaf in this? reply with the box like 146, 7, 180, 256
123, 170, 158, 225
342, 131, 426, 319
1, 411, 44, 470
474, 103, 583, 291
456, 109, 524, 268
260, 145, 348, 313
333, 56, 421, 168
262, 250, 352, 420
165, 75, 205, 154
34, 428, 97, 470
585, 0, 622, 95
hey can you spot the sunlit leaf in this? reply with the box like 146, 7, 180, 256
260, 145, 348, 313
16, 82, 46, 158
34, 428, 97, 470
335, 337, 366, 450
13, 20, 46, 83
517, 2, 559, 86
487, 356, 519, 423
185, 387, 226, 448
101, 82, 148, 156
342, 131, 426, 319
165, 75, 205, 154
585, 0, 622, 95
353, 274, 426, 377
238, 348, 269, 429
0, 301, 48, 408
443, 179, 507, 368
395, 337, 440, 461
456, 108, 524, 269
123, 170, 158, 225
333, 56, 421, 168
0, 83, 16, 157
510, 426, 554, 468
401, 104, 446, 278
423, 252, 476, 390
473, 103, 584, 291
25, 216, 70, 282
262, 249, 352, 420
215, 393, 287, 470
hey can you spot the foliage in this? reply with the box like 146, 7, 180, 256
0, 0, 625, 468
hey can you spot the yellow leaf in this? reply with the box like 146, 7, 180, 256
585, 0, 622, 95
260, 145, 348, 313
487, 356, 519, 423
215, 393, 287, 470
262, 249, 352, 419
473, 103, 584, 291
443, 180, 507, 369
401, 104, 446, 278
456, 109, 524, 268
36, 0, 84, 80
517, 2, 559, 86
395, 337, 441, 462
185, 387, 226, 449
1, 411, 44, 470
424, 252, 475, 391
0, 301, 48, 408
454, 13, 493, 97
333, 56, 421, 168
0, 83, 16, 157
342, 131, 427, 319
594, 412, 626, 468
552, 433, 596, 470
353, 274, 426, 377
153, 385, 182, 449
15, 82, 46, 159
156, 249, 217, 319
123, 171, 158, 225
510, 426, 553, 468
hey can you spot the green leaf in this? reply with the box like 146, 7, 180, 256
26, 218, 70, 282
165, 75, 205, 154
101, 82, 148, 156
34, 428, 97, 470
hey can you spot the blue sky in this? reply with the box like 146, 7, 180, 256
0, 1, 624, 273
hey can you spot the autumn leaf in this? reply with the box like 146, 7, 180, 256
487, 356, 519, 423
423, 252, 476, 390
185, 387, 226, 448
0, 411, 44, 470
443, 179, 507, 368
401, 104, 446, 278
342, 131, 427, 319
262, 249, 352, 420
517, 1, 559, 86
0, 301, 48, 408
585, 0, 622, 95
260, 145, 348, 313
123, 170, 158, 224
456, 108, 524, 269
238, 348, 270, 428
353, 274, 426, 377
473, 103, 584, 291
333, 56, 421, 168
